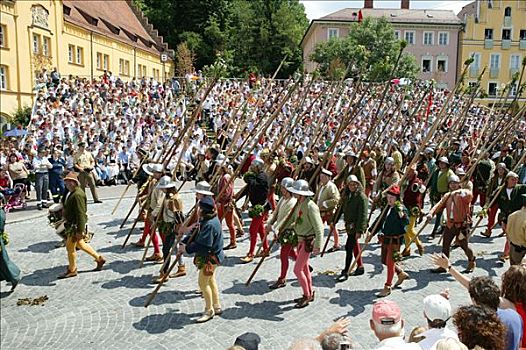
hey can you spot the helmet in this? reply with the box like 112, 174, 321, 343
281, 177, 294, 189
288, 179, 314, 196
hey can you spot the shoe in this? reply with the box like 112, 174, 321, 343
224, 243, 237, 250
498, 255, 510, 262
94, 256, 106, 271
401, 248, 411, 257
394, 271, 409, 288
294, 296, 310, 308
240, 255, 254, 263
326, 246, 340, 253
37, 204, 42, 210
10, 280, 19, 292
352, 266, 365, 276
309, 265, 313, 273
431, 267, 447, 274
465, 259, 476, 273
153, 274, 169, 284
255, 249, 269, 258
269, 279, 286, 290
337, 270, 349, 282
236, 229, 244, 238
58, 269, 78, 279
294, 295, 305, 303
145, 254, 163, 263
132, 241, 145, 248
377, 285, 392, 297
481, 229, 491, 238
170, 265, 186, 278
309, 290, 315, 302
213, 306, 223, 316
196, 310, 214, 323
94, 200, 103, 204
417, 245, 425, 256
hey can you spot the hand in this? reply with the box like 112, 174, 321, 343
426, 213, 433, 222
440, 288, 450, 300
430, 253, 450, 270
326, 317, 351, 335
187, 223, 198, 232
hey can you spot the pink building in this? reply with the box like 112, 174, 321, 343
300, 0, 462, 89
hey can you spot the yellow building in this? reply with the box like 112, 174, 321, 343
458, 0, 526, 106
0, 0, 174, 124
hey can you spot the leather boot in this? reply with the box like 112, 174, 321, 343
394, 271, 409, 288
170, 265, 186, 278
417, 244, 425, 256
58, 269, 78, 279
153, 273, 169, 284
377, 285, 392, 297
145, 253, 163, 263
269, 278, 286, 290
94, 256, 106, 271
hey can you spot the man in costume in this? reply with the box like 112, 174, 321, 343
265, 177, 297, 289
59, 172, 105, 279
336, 175, 367, 281
427, 174, 475, 273
236, 159, 270, 263
507, 194, 526, 265
288, 179, 323, 308
335, 151, 365, 189
0, 193, 21, 291
315, 168, 341, 253
401, 167, 425, 257
482, 162, 508, 238
376, 185, 410, 297
73, 142, 102, 204
471, 151, 493, 208
179, 197, 224, 323
215, 155, 237, 250
428, 156, 455, 239
361, 150, 377, 197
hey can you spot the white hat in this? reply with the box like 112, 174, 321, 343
423, 295, 451, 322
215, 154, 228, 165
304, 156, 314, 164
143, 163, 163, 175
321, 168, 333, 177
345, 151, 357, 158
194, 181, 214, 196
437, 156, 449, 165
156, 175, 176, 189
506, 171, 519, 179
424, 147, 434, 154
251, 158, 264, 169
347, 174, 360, 184
455, 168, 466, 176
384, 157, 395, 165
448, 174, 460, 183
281, 177, 294, 189
288, 179, 314, 197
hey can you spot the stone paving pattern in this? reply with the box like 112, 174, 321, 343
0, 183, 511, 349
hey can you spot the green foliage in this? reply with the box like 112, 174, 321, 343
310, 17, 418, 81
134, 0, 308, 78
12, 105, 32, 127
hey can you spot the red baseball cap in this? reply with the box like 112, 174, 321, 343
386, 185, 401, 197
372, 300, 401, 325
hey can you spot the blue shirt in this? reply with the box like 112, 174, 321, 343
184, 215, 224, 265
497, 308, 523, 350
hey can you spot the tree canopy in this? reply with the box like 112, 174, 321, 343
310, 17, 418, 81
134, 0, 309, 78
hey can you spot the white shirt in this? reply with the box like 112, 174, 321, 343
418, 327, 458, 350
374, 336, 422, 350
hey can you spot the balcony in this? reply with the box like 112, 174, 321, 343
521, 40, 526, 50
489, 67, 499, 78
510, 68, 519, 78
484, 39, 493, 49
503, 16, 512, 27
501, 39, 511, 49
469, 67, 479, 78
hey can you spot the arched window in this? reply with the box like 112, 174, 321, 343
504, 7, 511, 17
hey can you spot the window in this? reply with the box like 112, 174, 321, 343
103, 54, 109, 70
502, 29, 511, 40
152, 68, 160, 80
437, 58, 447, 72
490, 54, 500, 68
510, 83, 518, 96
68, 44, 74, 63
76, 46, 83, 65
504, 7, 511, 17
438, 32, 449, 46
0, 25, 6, 48
511, 55, 520, 69
96, 53, 102, 70
405, 31, 415, 45
0, 65, 6, 90
472, 53, 481, 68
32, 33, 40, 53
487, 0, 493, 9
422, 58, 432, 73
423, 32, 434, 45
42, 37, 50, 56
327, 28, 339, 39
119, 59, 124, 74
520, 30, 526, 40
488, 82, 497, 96
485, 28, 493, 39
119, 59, 129, 76
394, 30, 400, 40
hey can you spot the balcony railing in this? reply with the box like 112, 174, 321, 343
484, 39, 493, 49
489, 67, 499, 78
501, 39, 511, 49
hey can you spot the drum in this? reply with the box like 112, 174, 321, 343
48, 203, 63, 224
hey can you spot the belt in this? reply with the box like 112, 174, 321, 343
511, 242, 526, 252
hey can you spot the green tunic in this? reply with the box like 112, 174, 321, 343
63, 187, 88, 235
292, 198, 324, 249
341, 189, 368, 233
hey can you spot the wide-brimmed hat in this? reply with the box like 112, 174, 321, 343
288, 179, 314, 196
143, 163, 163, 175
156, 175, 176, 189
437, 156, 449, 165
195, 181, 214, 196
506, 171, 519, 179
384, 157, 395, 166
215, 154, 228, 165
63, 172, 80, 185
281, 177, 294, 189
321, 168, 333, 177
347, 174, 360, 185
448, 174, 460, 183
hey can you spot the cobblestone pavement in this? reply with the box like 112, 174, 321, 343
1, 185, 511, 349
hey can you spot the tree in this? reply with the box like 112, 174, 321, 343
175, 42, 196, 78
310, 17, 418, 81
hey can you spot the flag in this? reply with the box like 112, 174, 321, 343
358, 10, 363, 22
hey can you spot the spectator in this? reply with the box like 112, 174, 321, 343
7, 153, 30, 198
48, 149, 66, 203
500, 266, 526, 348
233, 332, 261, 350
434, 338, 467, 350
32, 147, 52, 209
369, 300, 422, 349
452, 305, 506, 350
417, 294, 458, 350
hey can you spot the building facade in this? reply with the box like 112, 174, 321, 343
0, 0, 173, 123
300, 1, 462, 90
458, 0, 526, 106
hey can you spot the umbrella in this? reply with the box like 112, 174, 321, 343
3, 129, 27, 137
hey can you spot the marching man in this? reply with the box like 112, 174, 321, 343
265, 177, 297, 290
288, 179, 323, 308
315, 168, 341, 253
427, 174, 476, 273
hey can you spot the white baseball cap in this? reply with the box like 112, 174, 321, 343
423, 294, 451, 322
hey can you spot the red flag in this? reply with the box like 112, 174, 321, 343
358, 10, 363, 22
